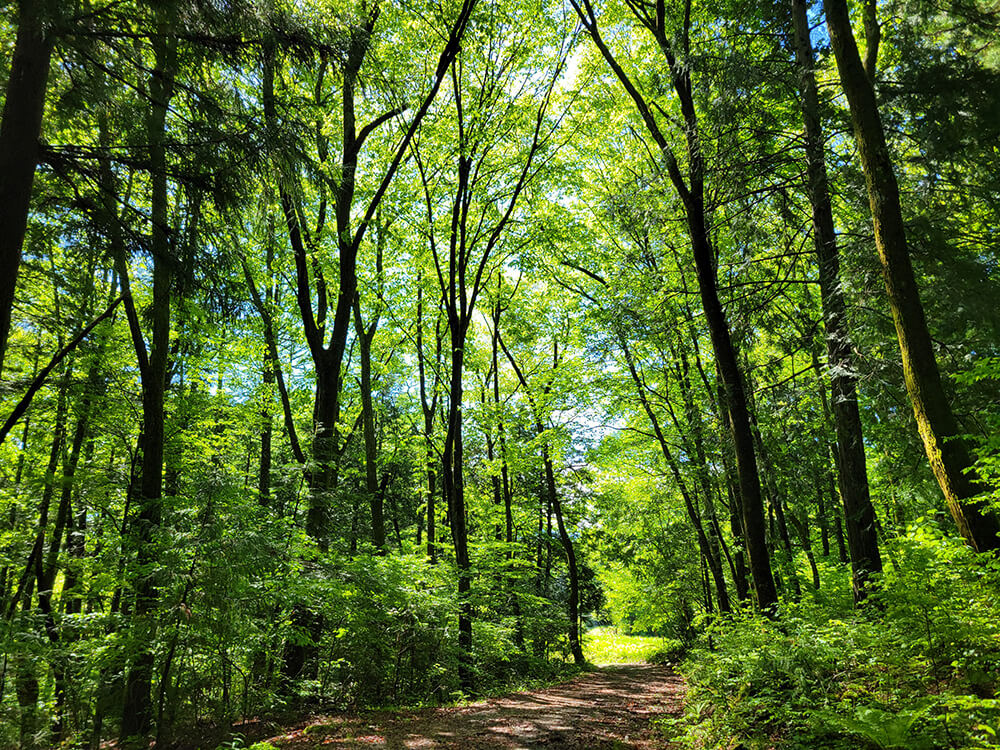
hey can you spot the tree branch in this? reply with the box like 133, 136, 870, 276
0, 296, 123, 447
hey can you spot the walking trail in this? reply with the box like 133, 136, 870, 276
262, 663, 684, 749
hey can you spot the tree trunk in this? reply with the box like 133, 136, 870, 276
694, 236, 777, 610
619, 337, 731, 614
790, 512, 821, 590
823, 0, 1000, 552
490, 297, 521, 642
355, 298, 384, 551
725, 479, 750, 602
16, 656, 40, 750
571, 0, 776, 606
543, 444, 584, 664
501, 334, 586, 660
425, 421, 437, 563
416, 278, 440, 563
832, 470, 849, 564
701, 554, 713, 613
815, 474, 831, 556
121, 15, 177, 740
0, 0, 53, 376
792, 0, 883, 600
442, 325, 474, 691
713, 358, 776, 609
772, 492, 802, 601
258, 238, 276, 507
485, 389, 503, 542
43, 347, 105, 737
677, 348, 731, 612
744, 375, 801, 602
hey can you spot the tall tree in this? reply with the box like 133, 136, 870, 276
116, 5, 178, 737
823, 0, 1000, 552
416, 15, 564, 685
262, 0, 476, 677
572, 0, 778, 608
415, 269, 444, 562
789, 0, 882, 599
500, 328, 586, 663
354, 222, 388, 551
263, 0, 475, 550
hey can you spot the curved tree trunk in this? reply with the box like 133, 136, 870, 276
543, 444, 584, 664
688, 212, 778, 612
571, 0, 777, 610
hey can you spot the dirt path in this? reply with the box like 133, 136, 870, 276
265, 664, 684, 749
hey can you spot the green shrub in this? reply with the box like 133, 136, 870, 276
674, 521, 1000, 749
648, 639, 686, 666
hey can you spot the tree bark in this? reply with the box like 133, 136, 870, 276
0, 0, 53, 377
792, 0, 883, 600
257, 234, 276, 507
691, 217, 777, 611
121, 13, 177, 739
543, 443, 584, 664
442, 326, 474, 690
717, 388, 751, 604
490, 294, 522, 643
823, 0, 1000, 552
832, 467, 849, 563
354, 293, 384, 551
416, 278, 440, 563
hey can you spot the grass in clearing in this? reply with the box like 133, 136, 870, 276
583, 626, 665, 666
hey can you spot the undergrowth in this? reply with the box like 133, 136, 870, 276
672, 521, 1000, 749
583, 626, 681, 665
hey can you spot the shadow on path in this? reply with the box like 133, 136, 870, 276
267, 663, 684, 749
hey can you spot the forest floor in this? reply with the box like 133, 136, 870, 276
256, 663, 685, 749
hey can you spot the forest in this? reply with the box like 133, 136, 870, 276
2, 0, 1000, 747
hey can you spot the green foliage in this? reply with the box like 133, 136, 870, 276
2, 0, 1000, 744
957, 357, 1000, 513
318, 553, 460, 706
674, 523, 1000, 749
598, 563, 687, 637
583, 626, 679, 666
213, 735, 277, 750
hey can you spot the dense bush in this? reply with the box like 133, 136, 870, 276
308, 553, 461, 706
675, 522, 1000, 749
0, 534, 579, 749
